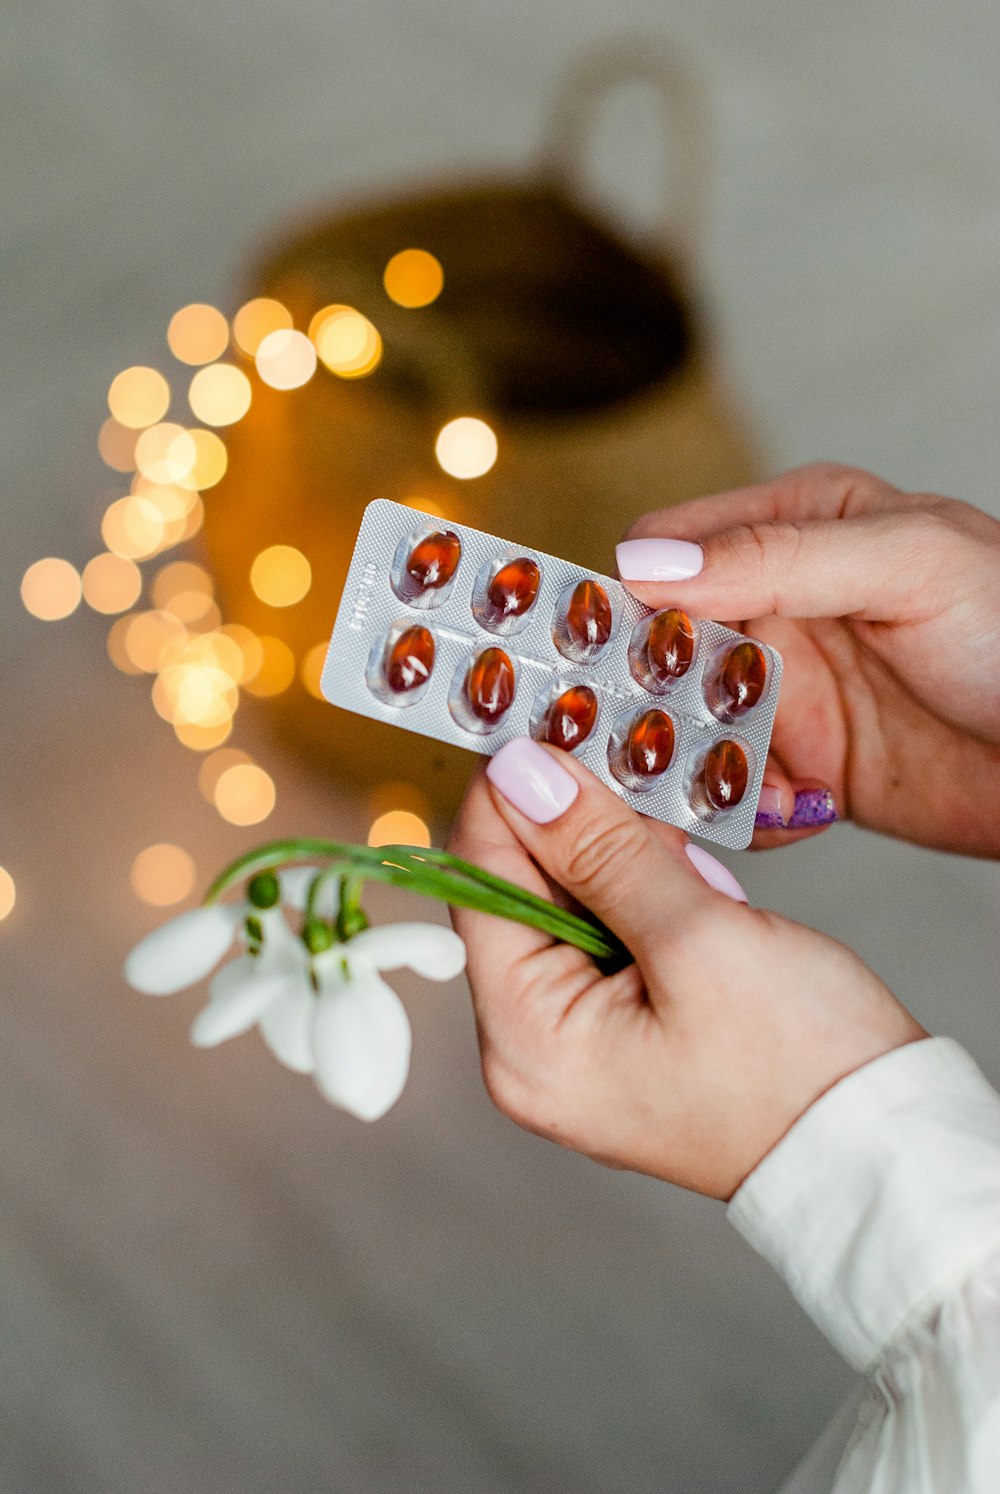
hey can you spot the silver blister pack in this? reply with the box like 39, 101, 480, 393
320, 500, 782, 849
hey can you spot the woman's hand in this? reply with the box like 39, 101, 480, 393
447, 739, 925, 1200
616, 463, 1000, 856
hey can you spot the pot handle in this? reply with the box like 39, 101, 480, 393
537, 39, 709, 271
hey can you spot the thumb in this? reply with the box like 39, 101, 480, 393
483, 738, 746, 962
616, 510, 929, 623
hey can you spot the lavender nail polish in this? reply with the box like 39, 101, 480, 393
788, 789, 838, 828
486, 737, 579, 824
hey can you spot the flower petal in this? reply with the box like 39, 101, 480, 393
312, 966, 411, 1120
258, 981, 316, 1073
279, 866, 340, 919
344, 922, 466, 982
190, 958, 295, 1047
125, 904, 243, 995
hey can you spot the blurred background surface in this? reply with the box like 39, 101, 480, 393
2, 2, 999, 1491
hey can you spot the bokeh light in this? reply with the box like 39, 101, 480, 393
173, 717, 234, 751
198, 747, 251, 803
368, 779, 432, 824
300, 642, 328, 698
313, 307, 383, 378
214, 764, 276, 825
241, 636, 295, 696
367, 810, 432, 849
120, 609, 187, 672
21, 558, 82, 620
383, 248, 444, 308
249, 544, 311, 607
108, 366, 170, 429
132, 475, 199, 522
255, 329, 317, 390
186, 428, 228, 489
220, 624, 265, 684
134, 422, 197, 485
188, 364, 252, 426
102, 496, 166, 560
131, 843, 196, 906
232, 297, 293, 356
0, 867, 16, 921
97, 418, 138, 473
435, 417, 498, 479
106, 615, 145, 674
82, 553, 142, 614
152, 560, 213, 611
167, 304, 230, 365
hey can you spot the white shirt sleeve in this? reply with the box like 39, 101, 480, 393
726, 1036, 1000, 1494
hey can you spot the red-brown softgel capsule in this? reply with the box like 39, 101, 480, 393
465, 647, 515, 724
564, 580, 613, 651
544, 685, 598, 750
702, 739, 749, 811
485, 557, 541, 621
715, 641, 767, 717
626, 709, 675, 777
405, 530, 461, 591
384, 625, 435, 692
647, 608, 695, 684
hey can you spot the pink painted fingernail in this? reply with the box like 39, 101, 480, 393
754, 785, 786, 830
616, 538, 704, 582
486, 738, 579, 824
685, 843, 749, 903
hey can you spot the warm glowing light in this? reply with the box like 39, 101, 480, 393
132, 476, 198, 522
214, 764, 276, 825
122, 609, 186, 672
107, 615, 144, 674
221, 624, 265, 684
383, 248, 444, 308
82, 553, 142, 614
174, 718, 233, 751
186, 428, 228, 488
134, 422, 197, 485
167, 303, 229, 365
249, 544, 311, 607
241, 636, 295, 696
367, 810, 432, 849
188, 364, 252, 427
108, 366, 170, 429
130, 843, 196, 906
97, 418, 138, 472
255, 329, 317, 390
153, 664, 237, 728
152, 560, 213, 609
314, 307, 383, 377
102, 495, 166, 559
300, 642, 328, 698
21, 558, 82, 620
0, 867, 16, 921
232, 297, 293, 356
198, 747, 251, 802
368, 779, 432, 823
435, 417, 498, 479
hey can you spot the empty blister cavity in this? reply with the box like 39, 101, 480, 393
530, 680, 600, 753
366, 621, 436, 707
551, 578, 617, 663
608, 706, 676, 792
390, 524, 462, 608
686, 736, 754, 820
448, 646, 518, 734
628, 607, 697, 694
704, 640, 769, 722
471, 551, 542, 635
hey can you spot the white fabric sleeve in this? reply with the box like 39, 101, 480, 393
727, 1037, 1000, 1494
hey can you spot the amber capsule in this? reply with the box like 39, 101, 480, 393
562, 579, 613, 653
405, 530, 461, 591
544, 685, 598, 751
713, 641, 767, 718
384, 625, 435, 692
626, 709, 675, 778
647, 608, 695, 684
485, 557, 541, 622
702, 739, 749, 811
465, 647, 515, 725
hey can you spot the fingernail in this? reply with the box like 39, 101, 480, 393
789, 789, 839, 828
754, 785, 786, 830
685, 843, 749, 903
486, 738, 579, 824
616, 538, 704, 582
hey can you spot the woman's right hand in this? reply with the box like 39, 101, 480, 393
615, 463, 1000, 858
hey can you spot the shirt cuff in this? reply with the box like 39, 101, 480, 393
727, 1037, 1000, 1372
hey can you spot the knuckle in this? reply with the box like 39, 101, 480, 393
562, 814, 644, 894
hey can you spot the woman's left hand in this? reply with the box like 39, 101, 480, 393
447, 739, 926, 1200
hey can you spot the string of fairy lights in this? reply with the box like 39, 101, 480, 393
9, 247, 498, 919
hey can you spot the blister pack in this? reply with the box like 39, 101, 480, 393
321, 501, 782, 849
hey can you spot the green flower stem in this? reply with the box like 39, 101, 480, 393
204, 838, 627, 967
